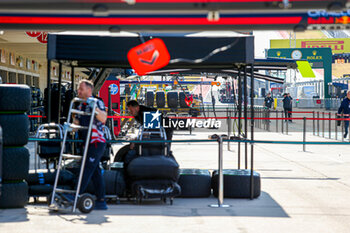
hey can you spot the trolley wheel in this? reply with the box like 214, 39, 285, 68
77, 194, 95, 214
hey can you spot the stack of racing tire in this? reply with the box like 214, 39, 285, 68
167, 91, 178, 109
126, 135, 181, 204
0, 84, 31, 208
178, 169, 212, 198
156, 91, 165, 108
211, 169, 261, 198
26, 169, 75, 199
127, 155, 181, 204
177, 169, 261, 199
145, 91, 154, 107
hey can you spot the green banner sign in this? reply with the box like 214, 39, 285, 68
267, 48, 332, 98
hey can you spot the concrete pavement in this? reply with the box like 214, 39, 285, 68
1, 130, 350, 233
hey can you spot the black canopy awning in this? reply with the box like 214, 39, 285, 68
47, 31, 254, 68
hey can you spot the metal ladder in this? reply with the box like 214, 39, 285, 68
49, 97, 98, 213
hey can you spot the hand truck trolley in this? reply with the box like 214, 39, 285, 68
49, 97, 98, 213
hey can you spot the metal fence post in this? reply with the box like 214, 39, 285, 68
303, 117, 306, 152
281, 110, 284, 134
335, 113, 338, 141
286, 117, 288, 135
317, 112, 320, 136
341, 114, 344, 142
267, 109, 270, 132
313, 111, 315, 135
34, 141, 38, 172
276, 110, 278, 133
227, 110, 231, 151
210, 136, 230, 208
328, 112, 331, 139
250, 65, 255, 200
264, 108, 267, 131
256, 108, 258, 128
322, 112, 325, 138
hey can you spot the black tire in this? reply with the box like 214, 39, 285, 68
105, 170, 126, 196
127, 156, 179, 182
29, 185, 71, 196
0, 114, 29, 146
156, 91, 165, 108
0, 84, 31, 112
179, 92, 190, 108
146, 91, 154, 107
211, 169, 261, 198
167, 92, 178, 109
87, 170, 125, 196
26, 169, 75, 186
178, 169, 211, 198
2, 147, 30, 181
114, 144, 131, 162
78, 193, 95, 213
0, 182, 28, 208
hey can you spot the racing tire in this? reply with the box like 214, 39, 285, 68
114, 145, 131, 162
29, 185, 72, 196
178, 169, 211, 198
26, 169, 75, 186
156, 91, 166, 108
127, 156, 179, 182
2, 147, 30, 181
87, 170, 126, 197
211, 169, 261, 198
146, 91, 154, 107
0, 114, 29, 146
0, 182, 28, 208
0, 84, 31, 112
167, 92, 178, 109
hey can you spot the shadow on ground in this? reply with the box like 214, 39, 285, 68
99, 191, 289, 218
0, 208, 29, 223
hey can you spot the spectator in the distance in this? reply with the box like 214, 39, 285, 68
338, 90, 350, 138
282, 93, 292, 122
264, 93, 274, 123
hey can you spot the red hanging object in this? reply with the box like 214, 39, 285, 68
127, 38, 170, 76
185, 95, 193, 106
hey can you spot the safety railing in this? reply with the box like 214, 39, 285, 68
248, 97, 342, 110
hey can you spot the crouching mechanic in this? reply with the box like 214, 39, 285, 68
72, 80, 108, 210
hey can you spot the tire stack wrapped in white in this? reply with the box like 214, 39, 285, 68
0, 84, 30, 208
